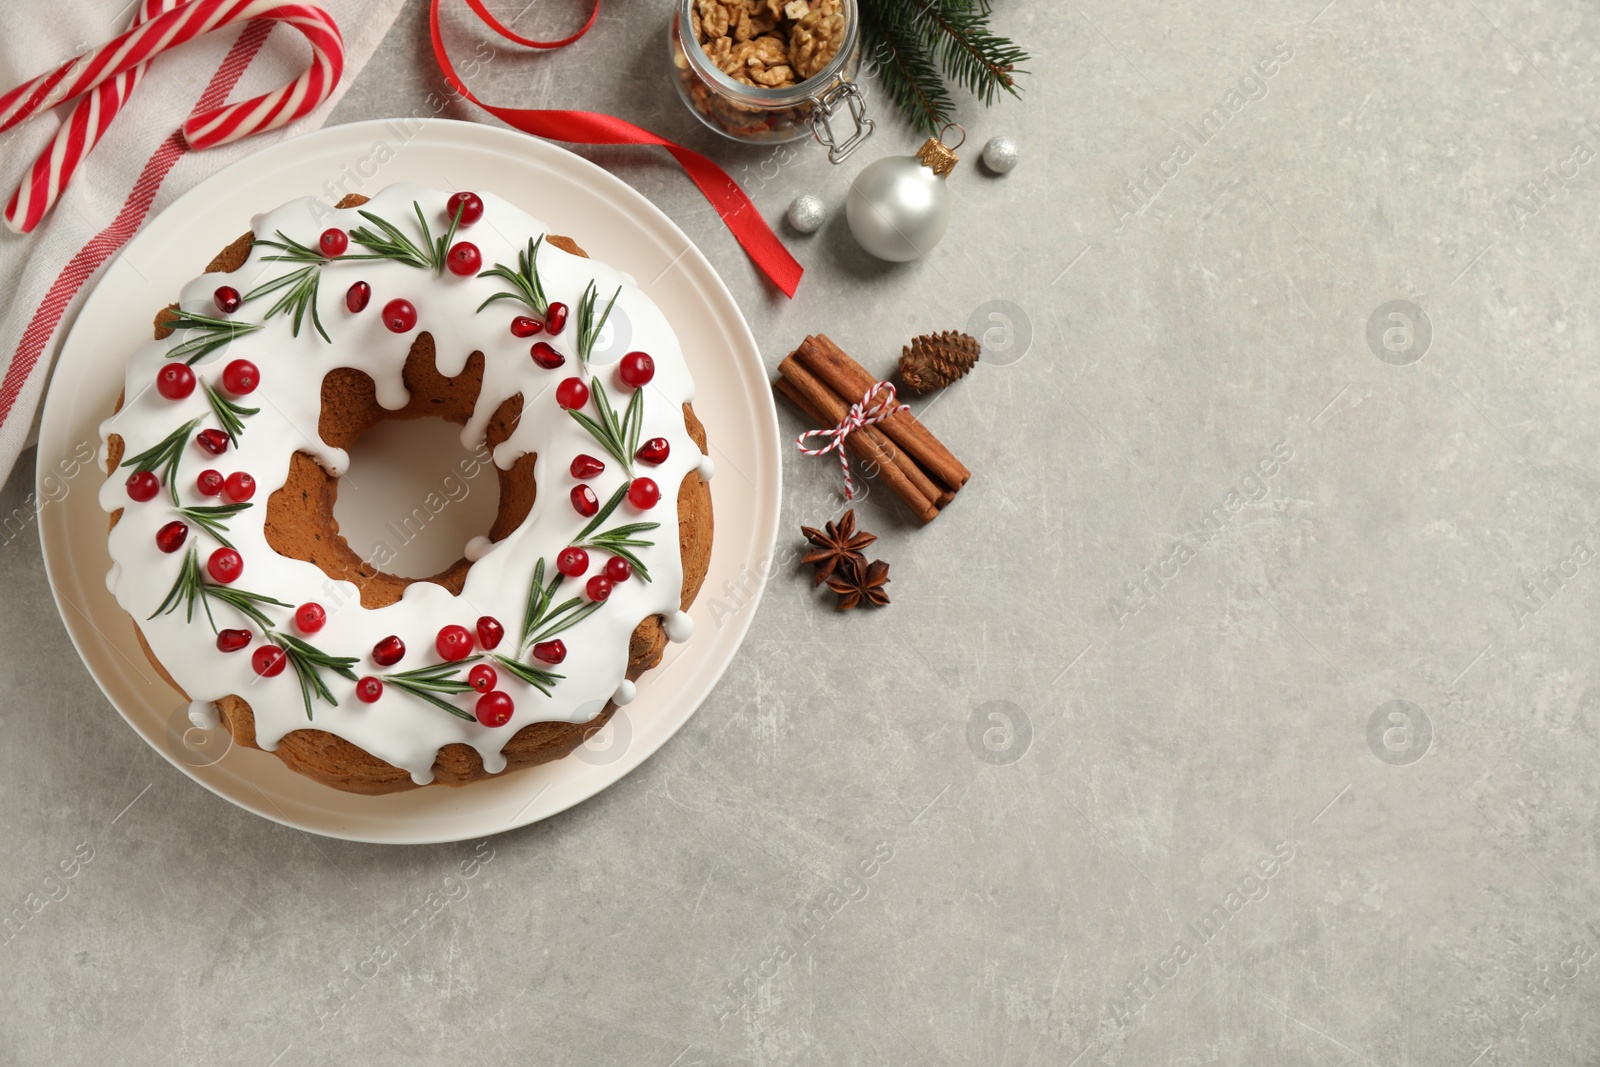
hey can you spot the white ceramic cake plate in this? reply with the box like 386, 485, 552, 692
37, 118, 780, 844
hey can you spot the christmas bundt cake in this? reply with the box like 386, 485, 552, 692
99, 184, 714, 794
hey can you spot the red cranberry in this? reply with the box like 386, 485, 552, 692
532, 639, 566, 665
319, 228, 348, 257
436, 624, 473, 662
221, 359, 258, 395
556, 377, 589, 409
637, 437, 670, 465
213, 286, 242, 314
156, 363, 195, 400
155, 521, 187, 553
383, 298, 417, 333
585, 575, 612, 602
545, 302, 569, 335
570, 454, 605, 479
196, 428, 229, 455
346, 280, 371, 313
468, 664, 498, 693
216, 628, 251, 653
372, 635, 405, 666
605, 556, 633, 583
196, 469, 224, 497
223, 471, 255, 502
207, 547, 243, 583
530, 342, 564, 370
557, 546, 590, 577
475, 616, 504, 651
252, 645, 287, 677
446, 241, 481, 276
618, 351, 655, 388
475, 690, 513, 727
356, 677, 383, 703
447, 191, 484, 225
570, 485, 598, 517
511, 316, 542, 338
628, 477, 660, 510
295, 602, 326, 634
125, 471, 159, 502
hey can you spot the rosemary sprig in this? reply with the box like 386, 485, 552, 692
574, 280, 621, 370
243, 263, 329, 342
163, 311, 262, 365
121, 417, 199, 505
517, 557, 603, 653
567, 380, 643, 476
175, 502, 251, 549
382, 658, 480, 721
148, 546, 290, 631
254, 230, 328, 265
201, 379, 258, 447
575, 482, 630, 542
476, 235, 548, 316
346, 200, 460, 274
576, 520, 660, 583
267, 630, 360, 721
491, 653, 563, 697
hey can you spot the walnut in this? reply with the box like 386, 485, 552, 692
788, 0, 845, 79
718, 34, 794, 87
692, 0, 845, 86
694, 0, 731, 41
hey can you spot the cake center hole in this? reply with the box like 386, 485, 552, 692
332, 418, 500, 579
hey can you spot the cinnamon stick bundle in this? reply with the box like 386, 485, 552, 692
775, 334, 969, 523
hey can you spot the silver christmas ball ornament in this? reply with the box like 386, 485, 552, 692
846, 127, 963, 262
786, 194, 827, 234
981, 135, 1019, 174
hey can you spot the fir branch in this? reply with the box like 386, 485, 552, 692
148, 545, 289, 632
918, 0, 1028, 105
382, 659, 480, 721
121, 417, 199, 505
567, 380, 642, 476
346, 200, 459, 274
490, 653, 563, 697
575, 280, 621, 370
861, 2, 957, 136
476, 235, 549, 316
243, 263, 330, 342
860, 0, 1029, 134
176, 502, 251, 549
201, 379, 258, 447
162, 311, 262, 365
268, 630, 360, 721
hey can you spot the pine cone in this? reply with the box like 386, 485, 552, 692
896, 330, 981, 395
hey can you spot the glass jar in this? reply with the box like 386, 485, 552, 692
669, 0, 874, 161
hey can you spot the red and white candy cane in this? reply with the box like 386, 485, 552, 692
797, 381, 910, 500
0, 0, 343, 234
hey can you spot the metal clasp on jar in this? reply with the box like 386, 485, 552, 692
807, 80, 873, 164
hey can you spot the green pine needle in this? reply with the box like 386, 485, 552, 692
860, 0, 1029, 135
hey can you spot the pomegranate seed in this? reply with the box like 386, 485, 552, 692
213, 286, 242, 314
476, 690, 514, 727
216, 628, 251, 653
511, 316, 542, 338
476, 616, 505, 650
346, 281, 371, 313
532, 639, 566, 665
295, 602, 326, 634
585, 575, 612, 602
531, 342, 564, 370
125, 471, 159, 502
252, 645, 287, 677
447, 241, 481, 276
196, 469, 224, 497
156, 363, 195, 400
447, 191, 484, 225
436, 624, 473, 662
223, 472, 255, 502
618, 351, 655, 388
468, 664, 498, 693
545, 302, 569, 335
207, 547, 243, 583
383, 298, 417, 333
557, 546, 590, 577
356, 677, 384, 703
636, 437, 670, 465
556, 376, 589, 409
196, 428, 229, 455
628, 477, 660, 510
605, 556, 633, 583
319, 228, 349, 257
372, 635, 405, 666
221, 359, 258, 395
155, 521, 187, 553
570, 454, 605, 479
570, 484, 598, 517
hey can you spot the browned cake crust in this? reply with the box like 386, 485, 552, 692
107, 194, 714, 794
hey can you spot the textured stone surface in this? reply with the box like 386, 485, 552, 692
5, 0, 1600, 1063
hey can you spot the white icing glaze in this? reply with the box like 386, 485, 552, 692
664, 611, 694, 643
696, 454, 716, 481
188, 699, 220, 730
612, 679, 637, 706
100, 184, 706, 784
463, 535, 492, 562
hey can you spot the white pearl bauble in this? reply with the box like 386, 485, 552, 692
981, 135, 1019, 174
786, 194, 827, 233
846, 153, 951, 261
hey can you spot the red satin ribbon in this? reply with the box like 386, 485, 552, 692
429, 0, 803, 297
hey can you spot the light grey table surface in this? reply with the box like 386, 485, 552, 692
7, 0, 1600, 1063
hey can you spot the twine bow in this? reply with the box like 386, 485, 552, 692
796, 381, 909, 500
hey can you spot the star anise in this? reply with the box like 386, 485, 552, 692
826, 556, 890, 611
799, 509, 877, 587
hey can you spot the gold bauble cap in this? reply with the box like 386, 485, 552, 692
915, 124, 965, 178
